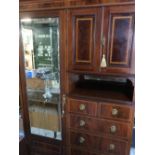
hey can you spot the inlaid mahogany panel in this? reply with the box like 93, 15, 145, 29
73, 15, 95, 70
109, 15, 133, 66
100, 5, 135, 75
101, 5, 135, 75
68, 8, 101, 71
69, 114, 131, 139
75, 17, 93, 63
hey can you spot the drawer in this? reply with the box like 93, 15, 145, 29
69, 114, 131, 139
68, 98, 97, 116
99, 102, 133, 121
69, 131, 128, 155
70, 147, 103, 155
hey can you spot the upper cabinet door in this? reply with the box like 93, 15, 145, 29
101, 5, 135, 75
68, 8, 102, 72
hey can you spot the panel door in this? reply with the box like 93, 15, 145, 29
68, 8, 102, 72
100, 5, 135, 75
20, 13, 62, 139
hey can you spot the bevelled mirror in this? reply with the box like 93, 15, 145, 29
20, 17, 61, 139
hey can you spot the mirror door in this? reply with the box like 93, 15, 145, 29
20, 17, 61, 139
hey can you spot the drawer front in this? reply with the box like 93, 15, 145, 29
68, 99, 97, 116
69, 114, 131, 139
70, 147, 103, 155
69, 131, 128, 155
99, 102, 133, 121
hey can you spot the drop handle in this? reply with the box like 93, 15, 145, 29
79, 137, 85, 144
79, 104, 86, 111
110, 125, 117, 133
109, 144, 115, 151
112, 108, 118, 116
80, 120, 85, 127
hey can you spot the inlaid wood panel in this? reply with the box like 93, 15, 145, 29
69, 131, 128, 155
101, 5, 135, 75
68, 8, 101, 71
67, 98, 97, 116
68, 114, 131, 139
109, 15, 133, 66
75, 17, 93, 63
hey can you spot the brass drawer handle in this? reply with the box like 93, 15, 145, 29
110, 125, 117, 133
80, 120, 85, 127
79, 137, 85, 144
109, 144, 115, 151
79, 104, 86, 111
112, 108, 118, 116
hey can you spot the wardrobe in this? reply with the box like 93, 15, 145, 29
19, 0, 135, 155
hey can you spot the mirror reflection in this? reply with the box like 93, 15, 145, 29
21, 17, 61, 139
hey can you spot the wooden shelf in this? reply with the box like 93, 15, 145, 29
69, 79, 134, 104
70, 88, 132, 104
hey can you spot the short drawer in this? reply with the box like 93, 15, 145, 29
68, 98, 97, 116
69, 114, 131, 139
99, 102, 133, 121
69, 131, 128, 155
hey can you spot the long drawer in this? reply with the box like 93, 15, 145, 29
99, 102, 133, 121
69, 147, 104, 155
68, 98, 97, 116
69, 131, 128, 155
68, 114, 131, 139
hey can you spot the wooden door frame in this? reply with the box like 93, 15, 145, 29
19, 9, 67, 148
